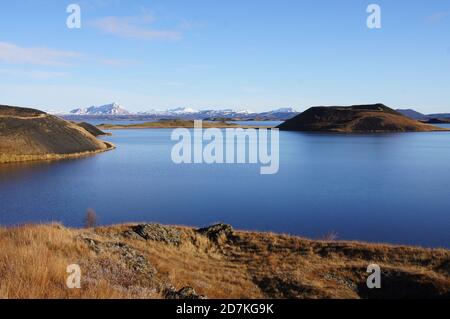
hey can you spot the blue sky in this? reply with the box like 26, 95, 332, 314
0, 0, 449, 113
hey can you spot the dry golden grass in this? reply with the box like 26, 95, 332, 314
0, 223, 448, 299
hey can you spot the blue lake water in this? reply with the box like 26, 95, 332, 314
1, 127, 449, 248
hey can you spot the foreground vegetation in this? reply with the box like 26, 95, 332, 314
0, 223, 448, 299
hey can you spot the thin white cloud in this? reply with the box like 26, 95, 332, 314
0, 42, 81, 66
90, 14, 182, 41
427, 11, 449, 24
0, 68, 67, 79
0, 41, 136, 69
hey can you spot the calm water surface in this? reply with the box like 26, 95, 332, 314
1, 127, 449, 247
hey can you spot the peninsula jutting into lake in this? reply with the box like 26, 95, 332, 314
0, 105, 114, 164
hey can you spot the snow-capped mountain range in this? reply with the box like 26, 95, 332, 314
66, 103, 299, 120
136, 107, 259, 116
70, 103, 130, 115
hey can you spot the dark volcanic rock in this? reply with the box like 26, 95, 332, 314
132, 224, 182, 246
197, 223, 234, 243
165, 286, 205, 299
80, 235, 157, 278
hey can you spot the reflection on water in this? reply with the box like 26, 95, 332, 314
1, 129, 450, 248
0, 159, 79, 181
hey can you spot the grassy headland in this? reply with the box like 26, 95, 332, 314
0, 105, 115, 164
0, 223, 448, 299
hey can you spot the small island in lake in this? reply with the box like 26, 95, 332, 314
277, 104, 449, 133
421, 118, 450, 124
0, 105, 114, 164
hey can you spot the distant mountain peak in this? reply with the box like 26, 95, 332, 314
396, 109, 428, 120
267, 107, 298, 113
169, 107, 199, 114
234, 109, 255, 115
70, 103, 130, 115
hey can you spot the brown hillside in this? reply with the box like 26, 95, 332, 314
278, 104, 448, 133
0, 105, 114, 163
0, 223, 448, 299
